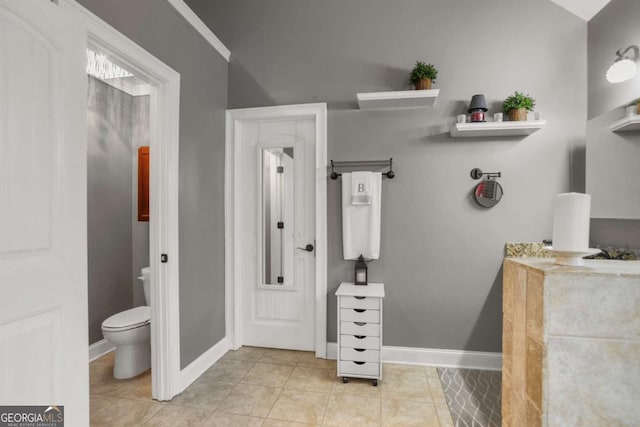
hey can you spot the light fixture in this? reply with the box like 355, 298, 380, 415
606, 45, 639, 83
86, 49, 133, 80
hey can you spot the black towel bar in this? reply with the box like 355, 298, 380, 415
329, 158, 395, 180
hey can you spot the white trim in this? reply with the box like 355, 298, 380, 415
314, 105, 328, 359
89, 339, 116, 362
165, 0, 230, 62
225, 103, 328, 355
96, 77, 151, 97
224, 111, 237, 349
327, 342, 502, 371
65, 0, 182, 401
179, 337, 229, 392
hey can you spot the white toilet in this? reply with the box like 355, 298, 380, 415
101, 266, 151, 379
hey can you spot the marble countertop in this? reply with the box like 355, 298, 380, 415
505, 257, 640, 277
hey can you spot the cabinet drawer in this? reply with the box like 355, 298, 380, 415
340, 361, 379, 377
340, 308, 380, 323
341, 347, 380, 363
340, 334, 380, 350
340, 321, 380, 336
340, 296, 380, 310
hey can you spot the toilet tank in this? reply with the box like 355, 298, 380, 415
140, 266, 151, 305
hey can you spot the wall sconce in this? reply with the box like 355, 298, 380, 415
606, 45, 639, 83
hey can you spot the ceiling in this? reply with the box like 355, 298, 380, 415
549, 0, 612, 21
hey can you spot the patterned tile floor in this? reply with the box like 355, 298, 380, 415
437, 368, 501, 427
90, 347, 455, 426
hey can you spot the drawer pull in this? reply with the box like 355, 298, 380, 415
353, 361, 365, 365
354, 335, 366, 339
355, 322, 366, 326
354, 348, 365, 352
354, 309, 366, 313
355, 296, 366, 300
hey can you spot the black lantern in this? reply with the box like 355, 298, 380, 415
355, 255, 367, 286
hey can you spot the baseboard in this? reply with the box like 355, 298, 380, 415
326, 342, 502, 371
89, 339, 116, 362
179, 337, 229, 392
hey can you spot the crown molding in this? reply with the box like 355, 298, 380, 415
166, 0, 230, 62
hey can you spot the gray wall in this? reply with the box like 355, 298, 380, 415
87, 77, 150, 344
587, 0, 640, 247
132, 95, 151, 307
78, 0, 228, 368
87, 77, 134, 344
189, 0, 587, 351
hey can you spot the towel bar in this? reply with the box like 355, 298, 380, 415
330, 158, 395, 180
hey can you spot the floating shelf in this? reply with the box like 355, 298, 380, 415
357, 89, 439, 110
610, 115, 640, 132
450, 120, 546, 138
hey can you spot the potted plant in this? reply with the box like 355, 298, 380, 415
502, 91, 536, 121
409, 61, 438, 90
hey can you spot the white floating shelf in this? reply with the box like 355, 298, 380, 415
357, 89, 439, 110
450, 120, 546, 138
610, 115, 640, 132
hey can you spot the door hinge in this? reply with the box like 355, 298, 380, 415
277, 221, 284, 229
161, 254, 168, 263
277, 166, 284, 173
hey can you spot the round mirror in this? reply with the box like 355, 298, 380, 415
474, 180, 503, 208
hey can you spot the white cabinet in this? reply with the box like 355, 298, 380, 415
336, 282, 385, 386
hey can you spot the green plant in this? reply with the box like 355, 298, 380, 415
502, 91, 536, 114
409, 61, 438, 84
628, 98, 640, 106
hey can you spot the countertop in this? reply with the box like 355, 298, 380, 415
505, 257, 640, 278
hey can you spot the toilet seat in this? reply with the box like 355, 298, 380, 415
102, 306, 150, 332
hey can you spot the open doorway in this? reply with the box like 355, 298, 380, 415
73, 3, 182, 401
86, 45, 154, 398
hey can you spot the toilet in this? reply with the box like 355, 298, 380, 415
101, 266, 151, 379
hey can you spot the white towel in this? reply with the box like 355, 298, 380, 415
351, 171, 372, 205
342, 172, 382, 260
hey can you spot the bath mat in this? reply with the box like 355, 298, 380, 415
437, 368, 502, 427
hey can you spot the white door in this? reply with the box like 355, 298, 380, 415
0, 1, 88, 424
237, 116, 316, 350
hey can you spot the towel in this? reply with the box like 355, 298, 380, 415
351, 171, 372, 205
342, 172, 382, 260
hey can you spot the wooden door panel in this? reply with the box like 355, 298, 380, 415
138, 146, 149, 221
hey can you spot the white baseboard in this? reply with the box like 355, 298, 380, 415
179, 337, 229, 392
89, 339, 116, 362
326, 342, 502, 371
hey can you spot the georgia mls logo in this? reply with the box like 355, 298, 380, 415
0, 405, 64, 427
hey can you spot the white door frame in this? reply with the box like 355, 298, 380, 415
225, 103, 328, 358
65, 1, 181, 400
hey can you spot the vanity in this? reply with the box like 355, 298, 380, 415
502, 258, 640, 426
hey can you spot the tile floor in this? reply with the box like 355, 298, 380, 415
90, 347, 454, 426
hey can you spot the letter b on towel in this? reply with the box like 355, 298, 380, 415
358, 183, 365, 193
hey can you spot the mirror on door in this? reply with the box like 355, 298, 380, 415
261, 147, 295, 285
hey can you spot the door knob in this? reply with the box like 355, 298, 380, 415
296, 244, 314, 252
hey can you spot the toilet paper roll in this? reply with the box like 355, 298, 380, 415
552, 193, 591, 252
